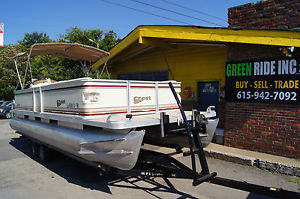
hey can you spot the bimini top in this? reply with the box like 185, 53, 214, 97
16, 43, 110, 62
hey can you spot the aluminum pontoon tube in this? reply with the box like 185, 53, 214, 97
10, 117, 145, 170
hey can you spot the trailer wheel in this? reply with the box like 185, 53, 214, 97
39, 145, 50, 163
31, 142, 39, 158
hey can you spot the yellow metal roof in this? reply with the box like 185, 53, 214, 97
92, 25, 300, 71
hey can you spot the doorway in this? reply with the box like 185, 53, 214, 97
197, 81, 219, 114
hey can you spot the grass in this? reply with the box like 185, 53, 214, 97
289, 176, 300, 190
260, 167, 279, 174
242, 164, 251, 168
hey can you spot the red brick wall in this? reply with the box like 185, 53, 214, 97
228, 0, 300, 29
225, 102, 300, 158
218, 102, 225, 128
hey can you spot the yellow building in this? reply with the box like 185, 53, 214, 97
93, 25, 299, 109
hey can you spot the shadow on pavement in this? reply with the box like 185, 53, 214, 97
246, 193, 276, 199
9, 136, 200, 198
108, 176, 199, 199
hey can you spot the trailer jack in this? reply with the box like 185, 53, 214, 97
114, 82, 300, 198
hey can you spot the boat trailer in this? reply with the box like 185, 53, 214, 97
113, 82, 299, 199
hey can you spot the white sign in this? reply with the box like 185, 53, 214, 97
0, 24, 3, 47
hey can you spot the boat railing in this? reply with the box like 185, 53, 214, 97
26, 78, 180, 118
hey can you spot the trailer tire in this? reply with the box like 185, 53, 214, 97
39, 145, 50, 163
31, 142, 39, 158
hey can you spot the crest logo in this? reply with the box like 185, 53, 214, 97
134, 96, 151, 104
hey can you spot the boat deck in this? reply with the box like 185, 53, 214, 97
13, 109, 183, 130
13, 109, 216, 130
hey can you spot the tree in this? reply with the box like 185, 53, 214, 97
61, 27, 120, 50
17, 32, 66, 83
0, 28, 119, 100
30, 55, 66, 81
60, 27, 120, 78
0, 45, 25, 100
19, 32, 52, 50
100, 30, 120, 51
17, 28, 120, 80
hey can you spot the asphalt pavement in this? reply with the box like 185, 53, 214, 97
0, 119, 299, 199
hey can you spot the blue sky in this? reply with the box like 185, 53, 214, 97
1, 0, 256, 45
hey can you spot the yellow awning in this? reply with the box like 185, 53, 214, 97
92, 25, 300, 71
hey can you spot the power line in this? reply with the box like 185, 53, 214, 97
98, 0, 192, 25
130, 0, 223, 26
159, 0, 227, 23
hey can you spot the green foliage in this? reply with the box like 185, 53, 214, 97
0, 27, 119, 100
30, 55, 66, 81
61, 27, 120, 50
59, 27, 120, 77
100, 30, 120, 51
18, 32, 66, 83
289, 176, 300, 190
18, 32, 51, 50
0, 45, 25, 100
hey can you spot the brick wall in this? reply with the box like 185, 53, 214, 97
218, 102, 225, 128
228, 0, 300, 29
225, 102, 300, 158
225, 44, 300, 158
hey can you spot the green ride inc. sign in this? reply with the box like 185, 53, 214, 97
225, 58, 300, 104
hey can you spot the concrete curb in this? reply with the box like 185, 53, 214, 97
204, 149, 256, 166
254, 160, 300, 177
203, 144, 300, 177
143, 143, 300, 176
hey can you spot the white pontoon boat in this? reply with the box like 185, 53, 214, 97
10, 43, 218, 170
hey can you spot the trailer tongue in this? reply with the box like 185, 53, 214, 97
114, 82, 299, 199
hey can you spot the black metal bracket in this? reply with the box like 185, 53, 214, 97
168, 82, 210, 177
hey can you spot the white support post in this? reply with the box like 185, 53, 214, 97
39, 87, 43, 113
160, 112, 165, 138
192, 109, 196, 128
14, 58, 23, 90
32, 88, 36, 112
155, 82, 159, 113
127, 81, 131, 114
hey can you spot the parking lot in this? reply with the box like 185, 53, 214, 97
0, 119, 298, 199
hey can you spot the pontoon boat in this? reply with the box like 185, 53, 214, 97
10, 43, 218, 170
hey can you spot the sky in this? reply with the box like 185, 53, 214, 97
1, 0, 257, 45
